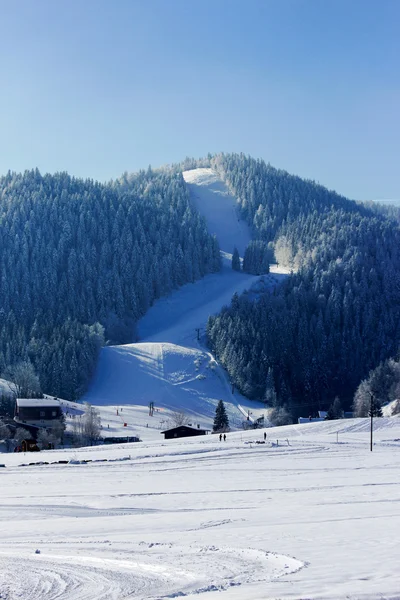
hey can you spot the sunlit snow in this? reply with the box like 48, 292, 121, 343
1, 420, 400, 599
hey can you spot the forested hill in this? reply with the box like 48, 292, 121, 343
206, 153, 400, 416
0, 168, 221, 400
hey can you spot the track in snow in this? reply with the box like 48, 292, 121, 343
0, 544, 304, 600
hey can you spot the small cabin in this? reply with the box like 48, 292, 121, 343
20, 439, 40, 452
161, 425, 209, 440
14, 398, 62, 428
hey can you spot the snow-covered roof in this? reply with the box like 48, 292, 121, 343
16, 398, 60, 408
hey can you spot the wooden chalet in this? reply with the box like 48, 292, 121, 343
14, 398, 62, 429
161, 425, 209, 440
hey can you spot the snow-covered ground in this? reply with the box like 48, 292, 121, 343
1, 418, 399, 599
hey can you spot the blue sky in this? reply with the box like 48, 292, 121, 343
0, 0, 398, 200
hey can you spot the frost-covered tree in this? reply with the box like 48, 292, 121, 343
50, 416, 66, 447
268, 406, 293, 427
326, 397, 343, 420
264, 368, 277, 407
83, 403, 101, 446
4, 361, 41, 398
232, 247, 241, 271
0, 420, 12, 451
37, 429, 52, 450
0, 395, 15, 418
353, 358, 399, 417
242, 241, 270, 275
13, 427, 31, 447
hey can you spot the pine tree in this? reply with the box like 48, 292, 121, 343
326, 397, 343, 420
232, 247, 241, 271
264, 367, 277, 406
213, 400, 229, 432
369, 395, 383, 418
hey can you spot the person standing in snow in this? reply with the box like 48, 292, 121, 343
264, 431, 266, 441
219, 433, 222, 441
223, 434, 226, 441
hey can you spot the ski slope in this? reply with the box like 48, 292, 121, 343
182, 168, 251, 257
84, 168, 287, 436
82, 341, 267, 439
1, 418, 400, 599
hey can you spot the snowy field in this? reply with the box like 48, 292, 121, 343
1, 418, 399, 599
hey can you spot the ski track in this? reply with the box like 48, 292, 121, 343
0, 544, 303, 600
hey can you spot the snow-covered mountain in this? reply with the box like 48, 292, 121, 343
82, 169, 288, 438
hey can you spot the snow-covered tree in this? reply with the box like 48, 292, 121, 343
4, 361, 41, 398
50, 416, 66, 447
37, 428, 52, 450
13, 427, 31, 447
326, 397, 343, 420
264, 368, 277, 406
83, 403, 101, 446
268, 406, 293, 427
242, 241, 270, 275
0, 420, 12, 451
232, 247, 241, 271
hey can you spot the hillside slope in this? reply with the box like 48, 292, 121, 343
84, 168, 286, 435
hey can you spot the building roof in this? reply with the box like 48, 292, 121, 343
161, 425, 208, 434
16, 398, 60, 408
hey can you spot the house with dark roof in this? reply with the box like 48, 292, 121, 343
161, 425, 209, 440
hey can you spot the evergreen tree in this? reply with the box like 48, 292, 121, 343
213, 400, 229, 432
264, 367, 277, 406
326, 397, 343, 420
369, 395, 383, 418
242, 241, 270, 275
232, 247, 241, 271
